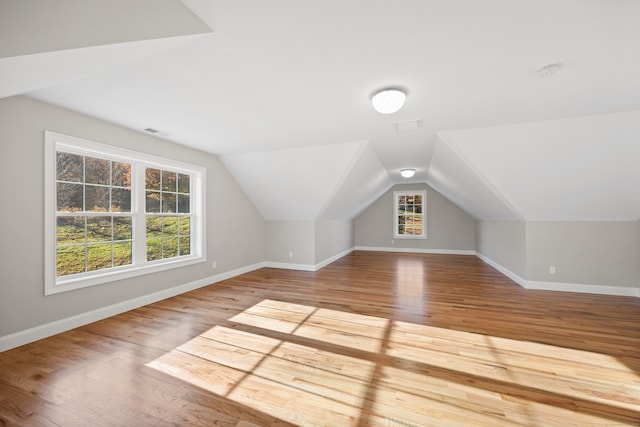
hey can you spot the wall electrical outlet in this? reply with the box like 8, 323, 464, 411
549, 266, 556, 274
211, 261, 217, 269
289, 251, 294, 258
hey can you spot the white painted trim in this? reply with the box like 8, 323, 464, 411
474, 252, 527, 287
393, 190, 427, 239
475, 253, 640, 297
314, 247, 355, 270
0, 262, 265, 352
265, 247, 356, 272
44, 130, 207, 295
264, 261, 316, 271
523, 280, 639, 297
355, 246, 476, 256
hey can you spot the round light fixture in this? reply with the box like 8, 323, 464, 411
371, 88, 406, 114
400, 168, 415, 178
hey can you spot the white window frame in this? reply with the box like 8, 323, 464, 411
393, 190, 427, 239
44, 131, 206, 295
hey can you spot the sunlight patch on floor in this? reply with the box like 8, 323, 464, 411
147, 299, 640, 427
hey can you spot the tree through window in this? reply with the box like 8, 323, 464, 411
45, 131, 204, 295
394, 190, 426, 238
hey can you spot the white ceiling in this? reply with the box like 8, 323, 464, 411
2, 0, 639, 221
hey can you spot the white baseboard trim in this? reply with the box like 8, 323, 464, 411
0, 262, 265, 353
355, 246, 476, 256
264, 261, 316, 271
314, 247, 355, 270
265, 247, 356, 272
475, 253, 527, 287
475, 253, 640, 297
523, 280, 639, 297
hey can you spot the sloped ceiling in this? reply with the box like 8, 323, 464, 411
434, 111, 640, 221
222, 141, 392, 220
1, 0, 640, 222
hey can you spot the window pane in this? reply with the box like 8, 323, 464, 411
407, 196, 414, 204
162, 170, 177, 192
178, 173, 190, 193
146, 168, 161, 190
87, 243, 112, 271
146, 238, 162, 261
146, 191, 161, 212
415, 204, 422, 214
164, 216, 179, 236
397, 224, 404, 235
177, 194, 190, 213
164, 237, 179, 258
112, 162, 131, 187
57, 216, 85, 244
146, 216, 163, 239
56, 152, 83, 182
85, 157, 110, 185
179, 236, 191, 256
87, 217, 112, 243
114, 217, 132, 241
162, 193, 176, 213
179, 217, 190, 236
414, 195, 422, 204
57, 182, 83, 211
113, 242, 132, 267
57, 245, 85, 276
111, 188, 131, 212
85, 185, 109, 212
398, 196, 405, 204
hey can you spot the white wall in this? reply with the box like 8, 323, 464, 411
0, 96, 265, 338
355, 183, 476, 252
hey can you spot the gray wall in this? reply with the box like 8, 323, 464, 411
265, 220, 315, 265
264, 219, 355, 266
355, 183, 476, 251
475, 218, 640, 290
525, 221, 639, 287
0, 96, 265, 336
475, 220, 526, 278
315, 220, 354, 264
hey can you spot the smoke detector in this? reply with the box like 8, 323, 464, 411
536, 63, 563, 78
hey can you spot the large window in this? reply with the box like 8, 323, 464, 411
45, 131, 205, 295
393, 190, 426, 239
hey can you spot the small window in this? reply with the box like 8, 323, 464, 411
45, 131, 205, 295
393, 190, 426, 239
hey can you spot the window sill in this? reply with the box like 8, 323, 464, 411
45, 256, 205, 295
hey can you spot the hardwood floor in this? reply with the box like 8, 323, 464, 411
1, 251, 639, 426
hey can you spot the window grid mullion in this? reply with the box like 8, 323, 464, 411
134, 162, 147, 266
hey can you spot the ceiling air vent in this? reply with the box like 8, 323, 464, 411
144, 127, 160, 134
395, 119, 421, 131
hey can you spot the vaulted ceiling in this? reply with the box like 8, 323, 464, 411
2, 0, 639, 221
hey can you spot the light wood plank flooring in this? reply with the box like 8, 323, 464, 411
1, 252, 639, 426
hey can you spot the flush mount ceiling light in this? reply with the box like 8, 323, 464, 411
371, 88, 406, 114
400, 168, 415, 178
